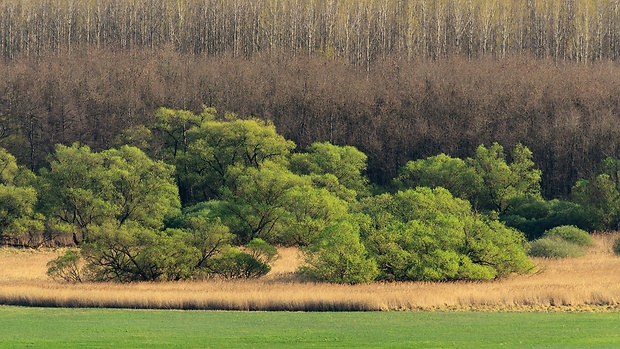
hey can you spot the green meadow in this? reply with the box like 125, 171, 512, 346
1, 306, 620, 348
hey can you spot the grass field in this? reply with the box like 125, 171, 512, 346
1, 233, 620, 311
1, 306, 620, 348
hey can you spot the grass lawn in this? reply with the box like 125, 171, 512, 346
1, 306, 620, 348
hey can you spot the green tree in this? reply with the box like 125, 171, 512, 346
290, 142, 369, 197
0, 183, 45, 246
166, 203, 234, 270
81, 221, 198, 282
279, 185, 349, 246
0, 148, 18, 185
221, 162, 306, 244
357, 187, 533, 281
301, 218, 379, 284
39, 144, 180, 244
0, 147, 45, 246
180, 116, 296, 205
468, 143, 541, 213
395, 144, 541, 214
572, 174, 620, 230
394, 153, 480, 201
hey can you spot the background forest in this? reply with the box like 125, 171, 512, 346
2, 0, 620, 284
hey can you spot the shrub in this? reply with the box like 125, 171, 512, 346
46, 250, 86, 283
300, 219, 378, 284
500, 197, 590, 240
207, 247, 272, 279
542, 225, 594, 247
528, 237, 585, 258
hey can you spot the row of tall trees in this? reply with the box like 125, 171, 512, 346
2, 0, 620, 63
2, 49, 620, 198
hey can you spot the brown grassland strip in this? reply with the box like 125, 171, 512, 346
1, 234, 620, 312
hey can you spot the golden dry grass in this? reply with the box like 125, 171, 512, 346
2, 234, 620, 311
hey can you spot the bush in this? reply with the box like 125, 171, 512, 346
542, 225, 594, 247
46, 250, 86, 283
300, 219, 378, 284
207, 248, 272, 279
528, 237, 586, 258
500, 197, 590, 240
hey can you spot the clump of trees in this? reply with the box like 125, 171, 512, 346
1, 107, 571, 284
3, 106, 618, 283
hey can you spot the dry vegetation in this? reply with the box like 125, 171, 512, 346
1, 233, 620, 311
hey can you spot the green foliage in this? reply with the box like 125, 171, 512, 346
39, 143, 180, 244
166, 204, 234, 270
0, 184, 44, 244
0, 148, 45, 246
572, 174, 620, 231
301, 219, 378, 284
542, 226, 594, 247
81, 222, 198, 282
46, 250, 85, 283
0, 147, 18, 185
180, 115, 296, 204
395, 143, 542, 214
394, 153, 480, 202
468, 143, 542, 213
221, 162, 307, 244
357, 188, 533, 281
207, 239, 277, 279
500, 197, 590, 240
279, 185, 349, 246
527, 226, 593, 258
290, 142, 369, 197
528, 237, 586, 258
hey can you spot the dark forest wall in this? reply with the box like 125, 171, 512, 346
2, 48, 620, 198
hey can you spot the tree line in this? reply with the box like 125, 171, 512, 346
2, 108, 543, 283
2, 49, 620, 199
3, 107, 620, 283
2, 0, 620, 64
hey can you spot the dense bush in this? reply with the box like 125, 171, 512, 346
356, 187, 533, 281
528, 237, 586, 259
207, 239, 278, 279
528, 226, 593, 258
542, 226, 594, 247
500, 197, 591, 240
300, 219, 378, 284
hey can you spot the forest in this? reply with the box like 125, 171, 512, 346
2, 0, 620, 284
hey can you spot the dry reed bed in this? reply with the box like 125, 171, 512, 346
1, 235, 620, 311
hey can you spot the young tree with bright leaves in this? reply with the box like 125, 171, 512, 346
396, 143, 541, 214
154, 109, 296, 205
289, 141, 369, 197
468, 143, 541, 213
38, 143, 180, 244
